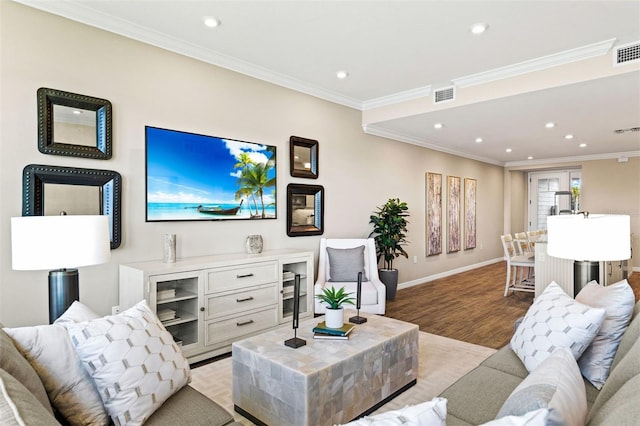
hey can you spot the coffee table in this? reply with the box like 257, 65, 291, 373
232, 312, 419, 426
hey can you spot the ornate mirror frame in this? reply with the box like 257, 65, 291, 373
22, 164, 122, 249
286, 183, 324, 237
37, 87, 112, 159
289, 136, 318, 179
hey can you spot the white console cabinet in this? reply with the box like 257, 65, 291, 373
119, 249, 314, 363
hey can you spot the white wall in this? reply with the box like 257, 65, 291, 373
0, 2, 504, 326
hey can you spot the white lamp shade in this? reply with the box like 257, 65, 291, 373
547, 214, 630, 261
11, 215, 111, 270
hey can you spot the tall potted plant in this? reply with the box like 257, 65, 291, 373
369, 198, 410, 300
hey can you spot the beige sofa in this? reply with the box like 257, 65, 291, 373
439, 300, 640, 425
0, 324, 240, 425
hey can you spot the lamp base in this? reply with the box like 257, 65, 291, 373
573, 261, 599, 296
49, 269, 79, 324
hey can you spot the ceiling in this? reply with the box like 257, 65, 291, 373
15, 0, 640, 166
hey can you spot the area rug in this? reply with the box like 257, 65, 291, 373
190, 331, 496, 425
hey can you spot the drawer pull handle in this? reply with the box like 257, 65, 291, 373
236, 273, 254, 279
236, 296, 254, 303
237, 319, 254, 327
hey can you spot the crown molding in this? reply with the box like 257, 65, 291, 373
452, 38, 617, 88
504, 150, 640, 168
362, 86, 432, 111
13, 0, 363, 110
362, 124, 504, 166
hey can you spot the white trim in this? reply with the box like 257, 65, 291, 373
452, 39, 616, 88
363, 124, 504, 166
398, 258, 503, 290
362, 86, 432, 110
505, 150, 640, 168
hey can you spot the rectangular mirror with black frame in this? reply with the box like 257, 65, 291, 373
289, 136, 318, 179
37, 87, 112, 159
22, 164, 122, 249
287, 183, 324, 237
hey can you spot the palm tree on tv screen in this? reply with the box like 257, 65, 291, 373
238, 162, 275, 218
234, 153, 259, 216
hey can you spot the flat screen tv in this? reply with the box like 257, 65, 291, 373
145, 126, 276, 222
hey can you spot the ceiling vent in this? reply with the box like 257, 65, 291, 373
433, 86, 455, 104
613, 127, 640, 134
613, 41, 640, 66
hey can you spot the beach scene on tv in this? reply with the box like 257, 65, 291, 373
146, 126, 276, 221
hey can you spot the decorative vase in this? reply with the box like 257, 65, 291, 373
379, 269, 399, 301
245, 234, 263, 254
163, 234, 176, 263
324, 307, 344, 329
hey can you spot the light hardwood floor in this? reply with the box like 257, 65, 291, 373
385, 261, 640, 349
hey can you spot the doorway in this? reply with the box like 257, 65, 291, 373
528, 170, 581, 230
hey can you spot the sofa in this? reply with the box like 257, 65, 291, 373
440, 282, 640, 425
0, 301, 241, 426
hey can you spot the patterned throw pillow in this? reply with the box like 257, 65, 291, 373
510, 282, 606, 372
575, 280, 635, 389
65, 300, 190, 426
340, 397, 447, 426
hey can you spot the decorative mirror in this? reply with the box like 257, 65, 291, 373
37, 87, 112, 159
287, 184, 324, 237
22, 164, 122, 249
289, 136, 318, 179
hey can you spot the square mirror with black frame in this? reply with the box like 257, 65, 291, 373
287, 184, 324, 237
289, 136, 318, 179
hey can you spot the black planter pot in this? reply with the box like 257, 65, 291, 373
379, 269, 399, 301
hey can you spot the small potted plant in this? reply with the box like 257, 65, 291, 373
369, 198, 410, 301
315, 286, 354, 328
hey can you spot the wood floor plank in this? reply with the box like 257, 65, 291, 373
386, 261, 640, 349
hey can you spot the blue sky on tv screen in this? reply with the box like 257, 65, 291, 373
146, 127, 275, 205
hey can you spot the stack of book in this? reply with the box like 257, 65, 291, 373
282, 271, 295, 281
157, 308, 176, 322
157, 288, 176, 301
312, 322, 355, 340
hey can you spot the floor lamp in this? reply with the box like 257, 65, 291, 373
11, 215, 111, 323
547, 214, 630, 296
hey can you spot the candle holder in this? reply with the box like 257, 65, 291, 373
349, 272, 367, 324
285, 274, 307, 348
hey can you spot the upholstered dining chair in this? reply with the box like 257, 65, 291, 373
500, 234, 535, 296
314, 238, 386, 315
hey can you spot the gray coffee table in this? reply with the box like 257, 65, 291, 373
232, 312, 419, 426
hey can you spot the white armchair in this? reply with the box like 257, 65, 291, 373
314, 238, 386, 315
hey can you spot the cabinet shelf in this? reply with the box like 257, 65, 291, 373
160, 311, 198, 327
157, 289, 198, 305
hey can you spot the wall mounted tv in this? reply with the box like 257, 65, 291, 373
145, 126, 276, 222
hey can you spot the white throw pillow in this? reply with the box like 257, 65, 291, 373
496, 348, 587, 425
510, 282, 605, 372
65, 300, 191, 426
4, 324, 108, 426
339, 397, 447, 426
575, 280, 635, 389
480, 408, 548, 426
54, 300, 101, 325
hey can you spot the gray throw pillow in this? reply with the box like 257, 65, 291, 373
327, 246, 369, 282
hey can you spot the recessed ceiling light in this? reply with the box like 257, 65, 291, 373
475, 137, 483, 143
565, 134, 574, 140
203, 16, 221, 28
545, 122, 555, 128
434, 123, 443, 129
528, 156, 534, 160
72, 110, 82, 115
470, 23, 489, 35
579, 143, 587, 148
505, 148, 512, 153
336, 70, 349, 79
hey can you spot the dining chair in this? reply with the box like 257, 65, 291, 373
500, 234, 535, 296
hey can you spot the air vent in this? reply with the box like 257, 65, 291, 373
433, 86, 455, 104
614, 41, 640, 66
613, 127, 640, 134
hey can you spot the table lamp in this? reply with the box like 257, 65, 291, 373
11, 215, 111, 323
547, 213, 630, 295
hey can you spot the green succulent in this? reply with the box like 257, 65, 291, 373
315, 286, 355, 310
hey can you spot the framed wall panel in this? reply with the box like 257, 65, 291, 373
447, 175, 461, 253
464, 178, 477, 250
426, 172, 442, 256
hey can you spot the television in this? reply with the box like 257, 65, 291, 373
145, 126, 276, 222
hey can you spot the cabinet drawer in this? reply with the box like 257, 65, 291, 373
205, 307, 278, 346
206, 262, 278, 293
206, 284, 277, 320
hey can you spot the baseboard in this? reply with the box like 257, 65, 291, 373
398, 257, 503, 290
